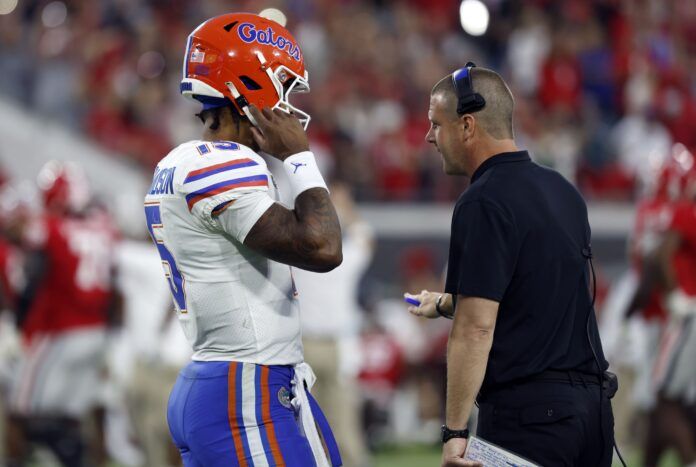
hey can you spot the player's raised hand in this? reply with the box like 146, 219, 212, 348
249, 105, 309, 161
404, 290, 441, 319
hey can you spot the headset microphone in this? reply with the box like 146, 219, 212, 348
583, 245, 626, 467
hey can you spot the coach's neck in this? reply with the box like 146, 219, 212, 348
466, 135, 518, 178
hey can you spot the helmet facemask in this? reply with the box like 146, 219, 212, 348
268, 62, 311, 129
226, 51, 311, 130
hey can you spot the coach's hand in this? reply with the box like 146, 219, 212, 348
405, 290, 441, 319
249, 105, 309, 161
442, 438, 482, 467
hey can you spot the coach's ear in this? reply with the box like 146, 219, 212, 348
458, 113, 476, 143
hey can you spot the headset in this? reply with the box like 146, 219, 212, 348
451, 62, 486, 115
584, 246, 627, 467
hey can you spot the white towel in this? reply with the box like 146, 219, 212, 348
291, 362, 331, 467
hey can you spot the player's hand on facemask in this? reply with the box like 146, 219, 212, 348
249, 105, 310, 160
404, 290, 441, 319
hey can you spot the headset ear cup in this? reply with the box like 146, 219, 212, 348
452, 62, 486, 115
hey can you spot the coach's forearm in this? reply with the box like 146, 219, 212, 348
445, 302, 495, 429
445, 332, 492, 429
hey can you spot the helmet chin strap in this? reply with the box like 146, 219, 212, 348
223, 51, 280, 129
225, 81, 258, 127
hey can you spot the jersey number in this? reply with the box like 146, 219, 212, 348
66, 228, 111, 291
144, 203, 187, 312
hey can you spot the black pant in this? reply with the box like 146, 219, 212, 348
477, 377, 615, 466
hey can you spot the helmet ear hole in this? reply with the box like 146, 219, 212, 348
239, 76, 262, 91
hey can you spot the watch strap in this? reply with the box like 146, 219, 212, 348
441, 425, 469, 443
436, 295, 453, 320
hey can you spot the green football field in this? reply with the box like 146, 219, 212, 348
23, 444, 683, 466
372, 443, 682, 467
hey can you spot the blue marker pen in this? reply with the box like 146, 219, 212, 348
404, 296, 421, 306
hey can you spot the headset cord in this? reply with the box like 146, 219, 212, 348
586, 252, 627, 467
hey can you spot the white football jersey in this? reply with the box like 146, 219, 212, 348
143, 140, 303, 365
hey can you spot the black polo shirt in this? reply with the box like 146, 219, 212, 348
444, 151, 608, 394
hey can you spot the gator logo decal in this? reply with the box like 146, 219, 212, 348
277, 386, 293, 409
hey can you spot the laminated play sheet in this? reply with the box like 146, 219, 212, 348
464, 436, 541, 467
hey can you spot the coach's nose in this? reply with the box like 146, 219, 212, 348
425, 126, 435, 145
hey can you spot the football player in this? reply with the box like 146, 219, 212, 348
607, 147, 687, 459
0, 183, 28, 322
647, 147, 696, 467
146, 13, 342, 467
6, 161, 120, 467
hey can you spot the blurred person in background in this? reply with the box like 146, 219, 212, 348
600, 144, 688, 453
293, 181, 374, 467
113, 234, 188, 467
150, 13, 342, 467
371, 246, 450, 446
357, 312, 405, 450
647, 151, 696, 467
0, 178, 29, 354
0, 177, 28, 462
5, 161, 121, 467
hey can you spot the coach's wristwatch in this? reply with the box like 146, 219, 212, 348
441, 425, 470, 443
436, 294, 453, 319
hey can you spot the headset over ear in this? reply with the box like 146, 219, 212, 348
452, 62, 486, 115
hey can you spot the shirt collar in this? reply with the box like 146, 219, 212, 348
470, 150, 531, 184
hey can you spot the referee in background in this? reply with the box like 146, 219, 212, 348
405, 64, 618, 467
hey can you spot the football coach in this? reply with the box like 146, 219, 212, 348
405, 64, 617, 467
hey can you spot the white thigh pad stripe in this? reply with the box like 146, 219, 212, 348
241, 363, 270, 467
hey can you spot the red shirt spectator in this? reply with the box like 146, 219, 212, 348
668, 201, 696, 296
538, 39, 582, 112
21, 211, 118, 341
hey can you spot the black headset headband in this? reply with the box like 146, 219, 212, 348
451, 62, 486, 115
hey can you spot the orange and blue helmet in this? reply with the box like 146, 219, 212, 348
180, 13, 311, 128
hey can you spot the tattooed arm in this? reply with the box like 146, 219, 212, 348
240, 105, 342, 272
244, 188, 342, 272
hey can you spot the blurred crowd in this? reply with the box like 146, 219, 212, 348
1, 0, 696, 466
1, 0, 696, 201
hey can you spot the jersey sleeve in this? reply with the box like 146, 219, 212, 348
444, 199, 518, 302
177, 142, 275, 240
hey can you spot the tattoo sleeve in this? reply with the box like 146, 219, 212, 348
243, 188, 343, 272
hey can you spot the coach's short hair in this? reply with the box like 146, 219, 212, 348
432, 68, 514, 140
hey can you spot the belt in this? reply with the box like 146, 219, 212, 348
480, 369, 603, 399
524, 369, 602, 385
